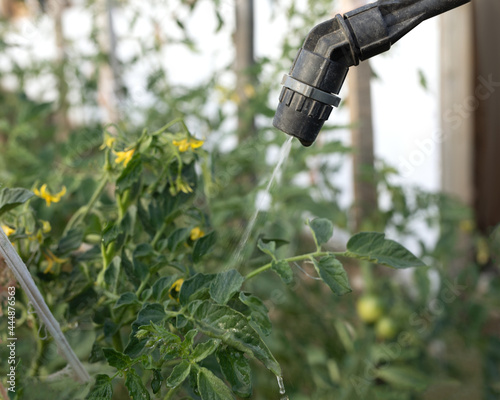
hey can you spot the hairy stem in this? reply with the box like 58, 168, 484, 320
244, 251, 344, 280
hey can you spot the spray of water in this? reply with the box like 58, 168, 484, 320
230, 136, 294, 268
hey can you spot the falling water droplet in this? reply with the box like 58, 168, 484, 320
277, 375, 286, 395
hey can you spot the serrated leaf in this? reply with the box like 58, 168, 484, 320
308, 218, 334, 249
166, 360, 192, 388
271, 260, 294, 284
116, 155, 142, 192
239, 292, 272, 337
209, 270, 244, 304
188, 300, 281, 376
114, 292, 139, 309
312, 256, 351, 295
125, 369, 150, 400
346, 232, 426, 269
179, 273, 216, 305
85, 374, 113, 400
216, 347, 252, 397
152, 276, 178, 301
124, 303, 166, 358
191, 339, 221, 362
0, 187, 33, 217
102, 348, 132, 370
57, 227, 84, 255
197, 367, 235, 400
374, 366, 428, 390
104, 256, 120, 291
193, 231, 217, 263
167, 228, 190, 252
151, 369, 163, 394
257, 239, 276, 259
102, 223, 120, 248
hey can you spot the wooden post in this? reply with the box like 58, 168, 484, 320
97, 0, 121, 126
234, 0, 255, 140
440, 3, 474, 206
472, 0, 500, 233
49, 0, 72, 141
340, 0, 378, 231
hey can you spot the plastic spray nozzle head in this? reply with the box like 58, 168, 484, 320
272, 46, 347, 147
273, 0, 471, 147
273, 74, 341, 147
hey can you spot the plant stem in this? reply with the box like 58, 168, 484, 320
244, 251, 343, 280
164, 386, 180, 400
65, 176, 109, 233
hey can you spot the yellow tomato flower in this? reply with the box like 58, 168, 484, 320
1, 225, 15, 236
40, 220, 52, 233
43, 249, 68, 274
173, 138, 204, 152
99, 134, 117, 150
113, 149, 135, 167
190, 227, 204, 241
34, 184, 67, 207
169, 278, 184, 301
176, 179, 193, 194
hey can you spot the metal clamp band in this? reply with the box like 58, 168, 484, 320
281, 74, 341, 107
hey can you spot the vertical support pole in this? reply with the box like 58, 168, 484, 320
472, 0, 500, 233
234, 0, 256, 141
341, 0, 378, 231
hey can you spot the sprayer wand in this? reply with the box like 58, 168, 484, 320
273, 0, 471, 146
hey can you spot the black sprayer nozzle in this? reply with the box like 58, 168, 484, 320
273, 0, 471, 146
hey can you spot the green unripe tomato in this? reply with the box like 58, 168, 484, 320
375, 316, 398, 340
356, 295, 384, 324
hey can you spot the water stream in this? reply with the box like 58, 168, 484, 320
277, 375, 289, 400
231, 136, 294, 267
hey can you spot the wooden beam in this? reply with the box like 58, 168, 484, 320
473, 0, 500, 233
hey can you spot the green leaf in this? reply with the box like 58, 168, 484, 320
346, 232, 426, 269
179, 273, 216, 305
271, 260, 294, 284
193, 232, 217, 263
312, 256, 351, 295
0, 187, 33, 217
167, 228, 190, 252
125, 369, 150, 400
197, 367, 235, 400
191, 339, 221, 362
114, 292, 140, 309
85, 374, 113, 400
57, 227, 84, 255
102, 348, 132, 371
257, 239, 276, 259
116, 155, 142, 192
188, 300, 281, 376
216, 347, 252, 397
124, 303, 166, 358
104, 256, 121, 291
308, 218, 334, 249
166, 360, 192, 388
239, 292, 272, 337
151, 369, 163, 394
374, 366, 428, 390
152, 276, 178, 301
209, 270, 245, 304
102, 223, 120, 248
